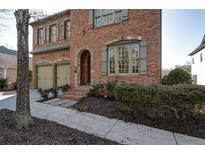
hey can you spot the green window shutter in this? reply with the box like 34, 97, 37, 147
121, 9, 128, 20
60, 24, 64, 40
55, 26, 58, 40
43, 28, 46, 43
139, 41, 148, 72
101, 47, 108, 75
34, 30, 38, 45
88, 9, 94, 28
46, 27, 50, 42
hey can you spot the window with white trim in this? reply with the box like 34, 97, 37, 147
37, 28, 44, 45
107, 42, 145, 74
0, 67, 4, 78
49, 24, 57, 42
94, 9, 125, 27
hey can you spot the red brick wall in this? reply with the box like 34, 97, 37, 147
32, 9, 161, 88
69, 9, 161, 87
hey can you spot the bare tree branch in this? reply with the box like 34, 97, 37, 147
29, 9, 48, 21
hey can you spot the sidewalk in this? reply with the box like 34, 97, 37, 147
1, 90, 205, 145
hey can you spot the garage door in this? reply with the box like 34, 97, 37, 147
37, 65, 53, 89
56, 64, 70, 87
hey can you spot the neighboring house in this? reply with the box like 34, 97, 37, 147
189, 35, 205, 85
0, 45, 33, 89
30, 9, 161, 91
0, 46, 17, 85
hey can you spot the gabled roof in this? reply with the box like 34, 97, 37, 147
0, 46, 17, 55
189, 35, 205, 56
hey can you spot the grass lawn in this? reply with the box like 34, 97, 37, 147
71, 96, 205, 139
0, 109, 119, 145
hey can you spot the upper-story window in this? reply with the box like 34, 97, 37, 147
107, 42, 147, 75
49, 24, 57, 42
90, 9, 128, 28
200, 53, 203, 62
37, 28, 44, 45
64, 20, 70, 39
192, 57, 194, 64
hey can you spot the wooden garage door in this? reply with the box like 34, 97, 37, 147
37, 65, 53, 89
56, 64, 70, 87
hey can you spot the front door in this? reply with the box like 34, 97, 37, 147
80, 50, 91, 85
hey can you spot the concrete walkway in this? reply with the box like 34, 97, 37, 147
0, 90, 205, 145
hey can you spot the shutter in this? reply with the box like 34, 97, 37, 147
46, 27, 50, 43
101, 47, 108, 75
88, 9, 94, 28
56, 25, 59, 41
121, 9, 128, 20
43, 28, 46, 43
34, 30, 38, 45
139, 41, 148, 72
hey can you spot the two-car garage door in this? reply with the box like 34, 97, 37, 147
37, 64, 70, 90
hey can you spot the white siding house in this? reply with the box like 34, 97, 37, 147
189, 35, 205, 85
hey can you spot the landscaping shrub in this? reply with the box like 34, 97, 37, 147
114, 84, 205, 120
89, 80, 118, 98
162, 68, 192, 85
89, 81, 205, 120
105, 80, 118, 98
0, 78, 8, 90
38, 88, 49, 100
89, 83, 105, 96
57, 84, 70, 92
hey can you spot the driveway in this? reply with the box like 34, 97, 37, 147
0, 90, 205, 145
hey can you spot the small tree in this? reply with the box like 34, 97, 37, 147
162, 68, 192, 85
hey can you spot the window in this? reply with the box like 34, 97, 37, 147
94, 9, 126, 27
193, 75, 197, 84
37, 28, 44, 45
0, 68, 4, 78
200, 53, 203, 62
49, 25, 57, 42
64, 20, 70, 39
107, 42, 145, 74
192, 57, 194, 64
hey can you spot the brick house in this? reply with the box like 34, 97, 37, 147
30, 9, 161, 98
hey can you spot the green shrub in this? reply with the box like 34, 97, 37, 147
163, 68, 192, 85
38, 88, 49, 100
57, 84, 70, 92
89, 83, 105, 96
0, 78, 8, 90
105, 80, 118, 98
114, 84, 205, 120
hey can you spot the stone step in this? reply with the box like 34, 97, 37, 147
59, 86, 90, 100
58, 94, 83, 100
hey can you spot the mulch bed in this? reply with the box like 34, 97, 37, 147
71, 96, 205, 139
0, 109, 119, 145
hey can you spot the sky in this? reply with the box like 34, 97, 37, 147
1, 9, 205, 69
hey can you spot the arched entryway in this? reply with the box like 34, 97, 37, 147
80, 50, 91, 85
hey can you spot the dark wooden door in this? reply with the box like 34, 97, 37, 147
80, 50, 91, 85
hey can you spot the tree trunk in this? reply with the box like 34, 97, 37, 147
13, 9, 33, 129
